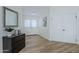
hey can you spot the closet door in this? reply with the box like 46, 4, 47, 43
53, 13, 75, 43
53, 15, 64, 42
63, 13, 75, 43
50, 7, 76, 43
52, 11, 75, 43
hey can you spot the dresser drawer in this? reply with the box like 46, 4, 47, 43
12, 39, 25, 48
12, 34, 25, 43
12, 43, 25, 53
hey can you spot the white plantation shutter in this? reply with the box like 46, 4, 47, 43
24, 20, 37, 27
31, 20, 37, 27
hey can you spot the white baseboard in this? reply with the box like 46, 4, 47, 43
49, 39, 77, 45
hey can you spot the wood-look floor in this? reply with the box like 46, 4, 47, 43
20, 35, 79, 53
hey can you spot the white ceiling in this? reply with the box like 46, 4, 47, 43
22, 6, 50, 16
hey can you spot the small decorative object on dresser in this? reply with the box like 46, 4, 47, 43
3, 34, 25, 53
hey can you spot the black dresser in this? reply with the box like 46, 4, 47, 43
3, 34, 25, 53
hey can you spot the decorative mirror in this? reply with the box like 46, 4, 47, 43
3, 7, 18, 27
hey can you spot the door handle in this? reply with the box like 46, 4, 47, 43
62, 29, 66, 31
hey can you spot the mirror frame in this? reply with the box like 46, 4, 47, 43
3, 7, 18, 27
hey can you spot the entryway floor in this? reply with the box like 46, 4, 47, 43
20, 35, 79, 53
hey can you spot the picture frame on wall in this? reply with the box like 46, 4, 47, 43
43, 17, 47, 27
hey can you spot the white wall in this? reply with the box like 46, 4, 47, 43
38, 7, 50, 39
22, 6, 50, 39
0, 7, 3, 52
0, 6, 23, 53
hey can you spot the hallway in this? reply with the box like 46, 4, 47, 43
20, 35, 79, 53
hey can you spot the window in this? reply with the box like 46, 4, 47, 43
31, 20, 37, 27
24, 20, 37, 27
25, 20, 30, 27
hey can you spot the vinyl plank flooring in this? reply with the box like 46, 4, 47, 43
19, 35, 79, 53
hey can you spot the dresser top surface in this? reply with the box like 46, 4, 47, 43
3, 34, 25, 38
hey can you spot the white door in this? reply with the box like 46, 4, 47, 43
53, 13, 75, 43
63, 13, 75, 43
53, 15, 64, 42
